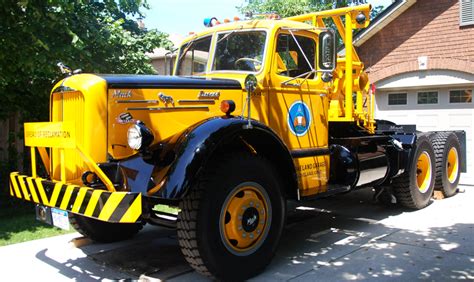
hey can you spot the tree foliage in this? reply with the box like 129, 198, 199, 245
0, 0, 172, 121
238, 0, 384, 51
239, 0, 382, 19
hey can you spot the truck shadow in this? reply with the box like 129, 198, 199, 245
34, 188, 473, 281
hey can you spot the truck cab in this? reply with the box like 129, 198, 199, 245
173, 18, 338, 196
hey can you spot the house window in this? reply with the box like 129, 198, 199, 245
388, 93, 407, 105
460, 0, 474, 26
417, 91, 438, 104
450, 89, 473, 103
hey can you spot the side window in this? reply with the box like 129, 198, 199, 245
275, 34, 315, 78
176, 36, 212, 76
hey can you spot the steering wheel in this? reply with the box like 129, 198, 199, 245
234, 58, 262, 71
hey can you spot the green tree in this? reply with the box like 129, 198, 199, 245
239, 0, 382, 19
238, 0, 384, 49
0, 0, 172, 121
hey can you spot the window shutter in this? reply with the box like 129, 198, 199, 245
460, 0, 474, 26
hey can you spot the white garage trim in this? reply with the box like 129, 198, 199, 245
376, 70, 474, 91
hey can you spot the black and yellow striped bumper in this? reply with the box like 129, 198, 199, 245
9, 172, 142, 223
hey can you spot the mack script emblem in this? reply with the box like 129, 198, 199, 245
113, 90, 132, 98
198, 90, 220, 99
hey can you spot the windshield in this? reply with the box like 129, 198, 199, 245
212, 31, 267, 73
176, 36, 212, 76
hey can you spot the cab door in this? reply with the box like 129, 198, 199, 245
268, 30, 330, 197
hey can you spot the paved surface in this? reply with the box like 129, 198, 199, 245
1, 185, 473, 281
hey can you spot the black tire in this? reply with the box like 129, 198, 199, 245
68, 213, 144, 243
430, 132, 461, 197
392, 135, 436, 209
177, 153, 286, 280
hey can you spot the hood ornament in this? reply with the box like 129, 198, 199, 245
57, 62, 82, 76
158, 92, 174, 105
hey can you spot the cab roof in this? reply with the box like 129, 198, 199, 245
181, 18, 318, 44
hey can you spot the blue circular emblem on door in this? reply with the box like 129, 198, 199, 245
287, 101, 311, 137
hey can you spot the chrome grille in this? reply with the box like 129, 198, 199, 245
51, 91, 85, 182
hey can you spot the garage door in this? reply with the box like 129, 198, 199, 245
375, 88, 473, 185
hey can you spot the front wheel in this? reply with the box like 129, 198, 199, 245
392, 135, 436, 209
177, 153, 285, 280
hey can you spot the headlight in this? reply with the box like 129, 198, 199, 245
127, 121, 154, 151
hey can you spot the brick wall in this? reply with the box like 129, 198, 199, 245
357, 0, 474, 82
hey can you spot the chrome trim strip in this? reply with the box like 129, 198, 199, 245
116, 100, 159, 104
178, 99, 215, 104
127, 106, 209, 111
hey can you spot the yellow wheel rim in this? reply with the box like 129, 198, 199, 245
416, 151, 432, 193
447, 147, 459, 183
220, 183, 271, 255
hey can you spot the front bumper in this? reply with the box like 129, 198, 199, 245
9, 172, 142, 223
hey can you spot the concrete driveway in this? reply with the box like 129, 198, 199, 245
1, 185, 473, 281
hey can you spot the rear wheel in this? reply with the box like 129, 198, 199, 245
392, 135, 436, 209
177, 153, 285, 280
68, 213, 144, 243
431, 132, 461, 197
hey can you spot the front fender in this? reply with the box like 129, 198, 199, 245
152, 116, 296, 200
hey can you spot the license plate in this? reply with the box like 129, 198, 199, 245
51, 208, 70, 230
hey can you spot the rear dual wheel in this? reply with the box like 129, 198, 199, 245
431, 132, 461, 197
177, 153, 285, 280
392, 135, 436, 209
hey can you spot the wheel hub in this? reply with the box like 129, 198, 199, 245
220, 183, 270, 255
242, 207, 260, 232
446, 147, 459, 183
416, 151, 432, 193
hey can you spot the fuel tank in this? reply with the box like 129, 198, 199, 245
329, 136, 390, 189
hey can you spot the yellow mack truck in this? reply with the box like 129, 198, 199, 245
9, 4, 466, 280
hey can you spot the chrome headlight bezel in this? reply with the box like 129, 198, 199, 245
127, 121, 154, 151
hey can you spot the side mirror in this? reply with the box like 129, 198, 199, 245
318, 30, 336, 72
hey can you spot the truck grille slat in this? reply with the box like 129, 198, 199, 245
51, 91, 85, 182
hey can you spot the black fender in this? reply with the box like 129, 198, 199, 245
149, 116, 298, 200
